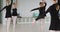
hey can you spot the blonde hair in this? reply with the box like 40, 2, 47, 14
6, 0, 10, 3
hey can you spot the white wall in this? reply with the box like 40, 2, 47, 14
2, 0, 6, 25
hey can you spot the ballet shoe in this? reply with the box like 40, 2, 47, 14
32, 20, 36, 26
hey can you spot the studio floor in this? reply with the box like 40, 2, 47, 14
0, 23, 50, 32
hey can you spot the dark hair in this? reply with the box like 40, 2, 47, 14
53, 0, 56, 1
39, 2, 44, 5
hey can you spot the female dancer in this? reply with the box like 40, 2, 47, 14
12, 1, 22, 30
12, 2, 17, 31
31, 0, 46, 32
41, 0, 60, 32
0, 0, 13, 32
31, 1, 46, 21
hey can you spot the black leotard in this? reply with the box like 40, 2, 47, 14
44, 3, 60, 30
0, 0, 13, 18
12, 8, 17, 16
31, 3, 47, 21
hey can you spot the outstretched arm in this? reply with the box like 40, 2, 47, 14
45, 6, 51, 14
38, 6, 51, 19
11, 0, 13, 5
31, 8, 39, 11
16, 0, 17, 8
0, 6, 6, 12
42, 0, 47, 7
44, 2, 47, 7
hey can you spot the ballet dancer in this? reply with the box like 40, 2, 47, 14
12, 2, 18, 32
31, 0, 46, 21
31, 0, 46, 22
0, 0, 13, 32
41, 0, 60, 32
31, 0, 47, 32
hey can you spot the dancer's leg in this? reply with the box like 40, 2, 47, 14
12, 16, 17, 32
56, 31, 60, 32
6, 18, 11, 32
40, 19, 45, 32
32, 16, 40, 25
12, 16, 17, 28
49, 30, 56, 32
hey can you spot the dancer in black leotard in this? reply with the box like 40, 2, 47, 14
0, 0, 13, 32
1, 0, 13, 18
40, 0, 60, 32
12, 6, 17, 16
12, 2, 17, 32
31, 0, 47, 32
31, 1, 46, 21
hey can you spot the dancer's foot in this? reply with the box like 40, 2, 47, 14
32, 20, 36, 26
